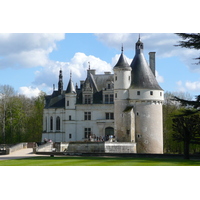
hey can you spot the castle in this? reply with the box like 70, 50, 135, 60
42, 37, 164, 154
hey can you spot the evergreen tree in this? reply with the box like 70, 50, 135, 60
172, 113, 200, 159
175, 33, 200, 64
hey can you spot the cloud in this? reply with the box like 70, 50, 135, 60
155, 71, 164, 83
176, 80, 200, 94
185, 81, 200, 91
95, 33, 199, 72
18, 86, 41, 98
0, 33, 65, 69
33, 52, 113, 93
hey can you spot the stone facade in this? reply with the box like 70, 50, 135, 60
42, 37, 164, 154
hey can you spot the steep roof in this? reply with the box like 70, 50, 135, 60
66, 78, 76, 94
113, 51, 131, 70
130, 38, 163, 90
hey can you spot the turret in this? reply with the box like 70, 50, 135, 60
113, 46, 132, 99
113, 46, 133, 142
65, 72, 76, 109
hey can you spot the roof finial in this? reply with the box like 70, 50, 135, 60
88, 62, 90, 70
70, 70, 72, 79
121, 44, 123, 53
139, 33, 140, 40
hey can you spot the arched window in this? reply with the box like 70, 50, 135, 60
45, 117, 47, 131
50, 116, 53, 131
56, 116, 60, 131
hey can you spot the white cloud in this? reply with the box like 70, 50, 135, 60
18, 86, 41, 98
185, 81, 200, 91
0, 33, 65, 69
155, 71, 164, 83
95, 33, 200, 72
33, 52, 113, 94
176, 80, 200, 93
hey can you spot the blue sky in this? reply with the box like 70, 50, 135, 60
0, 33, 200, 98
0, 1, 199, 99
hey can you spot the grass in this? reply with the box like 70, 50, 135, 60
0, 156, 200, 166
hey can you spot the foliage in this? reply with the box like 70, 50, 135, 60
172, 112, 200, 159
0, 85, 45, 144
175, 33, 200, 64
163, 91, 195, 154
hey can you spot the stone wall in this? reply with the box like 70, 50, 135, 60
53, 142, 137, 153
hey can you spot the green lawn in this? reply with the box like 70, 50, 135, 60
0, 156, 200, 166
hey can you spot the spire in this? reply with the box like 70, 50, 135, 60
135, 34, 143, 54
130, 38, 162, 90
113, 45, 131, 70
66, 72, 76, 94
58, 69, 63, 94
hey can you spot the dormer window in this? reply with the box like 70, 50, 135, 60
84, 95, 92, 104
108, 84, 111, 89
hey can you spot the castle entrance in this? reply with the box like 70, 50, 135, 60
105, 127, 114, 136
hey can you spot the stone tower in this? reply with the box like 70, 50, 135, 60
128, 37, 164, 153
113, 47, 135, 142
65, 72, 77, 141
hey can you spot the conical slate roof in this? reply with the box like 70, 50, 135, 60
66, 78, 76, 94
130, 39, 163, 90
113, 52, 131, 70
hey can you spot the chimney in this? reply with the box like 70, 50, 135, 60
80, 80, 85, 89
149, 52, 156, 76
87, 69, 96, 75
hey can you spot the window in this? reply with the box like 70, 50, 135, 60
137, 91, 140, 95
115, 76, 117, 81
69, 115, 71, 120
56, 116, 60, 130
129, 76, 130, 81
150, 91, 153, 95
110, 94, 114, 103
106, 113, 114, 119
127, 130, 130, 135
105, 95, 109, 103
115, 93, 117, 98
108, 84, 111, 89
45, 117, 47, 131
85, 95, 91, 104
84, 112, 91, 120
105, 94, 114, 104
84, 128, 91, 138
50, 116, 53, 131
160, 92, 162, 96
67, 100, 69, 106
69, 133, 72, 139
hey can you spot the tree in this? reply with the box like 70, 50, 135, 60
0, 84, 45, 144
163, 91, 193, 153
175, 33, 200, 64
172, 113, 200, 159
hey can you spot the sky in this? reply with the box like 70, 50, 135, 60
0, 33, 200, 98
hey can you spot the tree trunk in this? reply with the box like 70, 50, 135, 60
184, 132, 190, 159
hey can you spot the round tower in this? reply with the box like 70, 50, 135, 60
113, 47, 133, 142
65, 72, 77, 141
129, 37, 164, 154
65, 72, 77, 110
